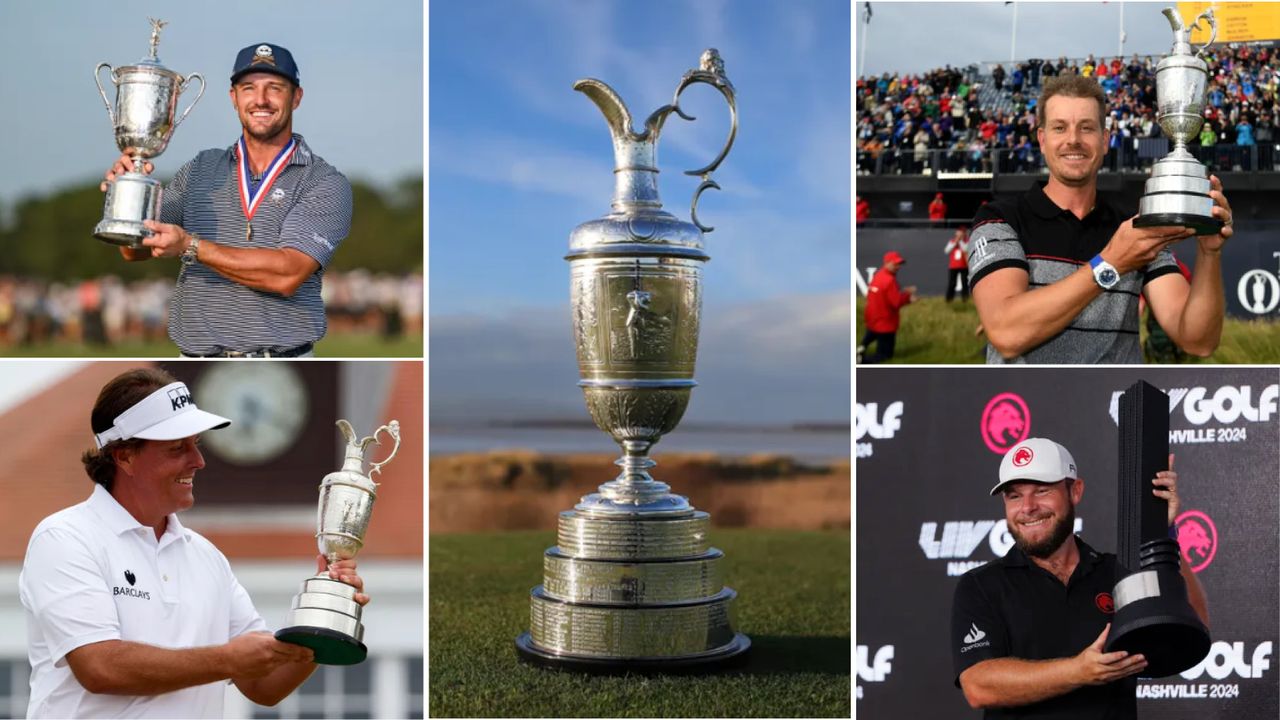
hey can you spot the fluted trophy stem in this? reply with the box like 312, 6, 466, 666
517, 50, 748, 671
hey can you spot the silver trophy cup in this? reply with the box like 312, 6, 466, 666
1134, 7, 1223, 235
276, 420, 400, 665
515, 50, 749, 671
93, 18, 205, 247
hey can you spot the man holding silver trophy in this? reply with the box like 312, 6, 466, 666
98, 23, 352, 358
967, 7, 1234, 364
17, 368, 372, 718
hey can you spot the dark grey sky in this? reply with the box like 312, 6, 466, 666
857, 1, 1184, 78
0, 0, 422, 203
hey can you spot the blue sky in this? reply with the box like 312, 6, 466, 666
428, 0, 851, 425
0, 0, 423, 204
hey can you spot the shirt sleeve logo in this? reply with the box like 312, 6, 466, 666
960, 623, 991, 653
1095, 592, 1115, 614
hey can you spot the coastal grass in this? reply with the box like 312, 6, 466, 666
428, 529, 851, 718
855, 295, 1280, 364
0, 331, 422, 358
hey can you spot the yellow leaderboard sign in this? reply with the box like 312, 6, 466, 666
1178, 2, 1280, 44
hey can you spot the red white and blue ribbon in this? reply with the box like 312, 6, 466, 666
236, 135, 297, 224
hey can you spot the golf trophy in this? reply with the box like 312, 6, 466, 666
276, 419, 400, 665
93, 18, 205, 246
1104, 381, 1209, 676
515, 50, 750, 670
1134, 7, 1223, 235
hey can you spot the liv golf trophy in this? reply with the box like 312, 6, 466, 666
515, 50, 750, 670
276, 420, 400, 665
93, 18, 205, 246
1134, 7, 1223, 235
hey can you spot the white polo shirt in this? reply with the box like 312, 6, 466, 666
19, 484, 267, 718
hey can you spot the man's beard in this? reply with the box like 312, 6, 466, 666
242, 107, 291, 143
1011, 502, 1076, 558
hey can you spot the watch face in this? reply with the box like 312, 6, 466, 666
196, 363, 309, 465
1100, 269, 1119, 286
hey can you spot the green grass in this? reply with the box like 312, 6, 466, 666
0, 332, 422, 358
855, 295, 1280, 364
429, 529, 851, 718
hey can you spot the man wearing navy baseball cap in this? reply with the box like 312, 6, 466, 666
949, 438, 1209, 719
101, 42, 353, 358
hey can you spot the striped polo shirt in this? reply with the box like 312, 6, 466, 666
159, 133, 352, 354
968, 183, 1180, 364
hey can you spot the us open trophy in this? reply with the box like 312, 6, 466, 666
93, 18, 205, 246
276, 420, 400, 665
1134, 7, 1223, 235
515, 50, 750, 670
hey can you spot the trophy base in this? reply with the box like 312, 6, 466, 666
514, 631, 750, 674
93, 219, 150, 248
1133, 212, 1223, 237
275, 626, 368, 666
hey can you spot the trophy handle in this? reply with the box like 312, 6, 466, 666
173, 72, 206, 132
364, 421, 401, 479
668, 49, 738, 233
1189, 9, 1217, 56
94, 62, 117, 127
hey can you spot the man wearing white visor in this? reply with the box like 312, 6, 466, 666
950, 437, 1208, 719
18, 368, 368, 718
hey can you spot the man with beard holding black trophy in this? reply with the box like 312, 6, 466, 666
101, 43, 352, 357
951, 438, 1209, 718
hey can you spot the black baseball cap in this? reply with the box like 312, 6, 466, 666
231, 43, 300, 86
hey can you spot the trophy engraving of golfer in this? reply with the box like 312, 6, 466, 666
276, 419, 400, 665
1134, 7, 1223, 235
515, 49, 750, 670
94, 18, 205, 247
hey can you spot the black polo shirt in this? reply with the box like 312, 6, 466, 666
951, 535, 1135, 720
967, 183, 1180, 364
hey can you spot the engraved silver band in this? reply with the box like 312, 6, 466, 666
557, 511, 710, 559
542, 548, 723, 604
528, 586, 737, 657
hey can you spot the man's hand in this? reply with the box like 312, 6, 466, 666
100, 151, 154, 192
1074, 624, 1147, 686
225, 632, 314, 679
140, 220, 192, 259
1101, 219, 1195, 275
1154, 452, 1180, 527
318, 554, 369, 606
1199, 174, 1234, 253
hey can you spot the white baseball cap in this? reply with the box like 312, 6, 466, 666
990, 437, 1078, 495
93, 382, 231, 449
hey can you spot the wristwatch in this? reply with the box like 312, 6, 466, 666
180, 233, 201, 266
1089, 254, 1120, 290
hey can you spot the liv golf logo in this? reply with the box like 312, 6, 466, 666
1237, 251, 1280, 315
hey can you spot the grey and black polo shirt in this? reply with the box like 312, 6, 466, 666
952, 536, 1134, 720
967, 184, 1180, 364
159, 133, 352, 355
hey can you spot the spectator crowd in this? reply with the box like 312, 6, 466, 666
0, 271, 423, 349
858, 44, 1280, 175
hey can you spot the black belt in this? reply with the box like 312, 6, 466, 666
182, 342, 313, 358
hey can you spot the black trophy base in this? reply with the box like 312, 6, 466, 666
514, 632, 750, 674
1133, 212, 1223, 237
276, 626, 368, 666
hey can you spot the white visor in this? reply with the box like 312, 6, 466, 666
93, 382, 231, 449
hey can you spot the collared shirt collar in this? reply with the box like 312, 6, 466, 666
86, 484, 192, 547
1026, 181, 1112, 224
228, 133, 313, 170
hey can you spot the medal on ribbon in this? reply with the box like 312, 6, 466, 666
236, 135, 296, 240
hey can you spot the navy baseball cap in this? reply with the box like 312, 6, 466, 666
231, 43, 300, 86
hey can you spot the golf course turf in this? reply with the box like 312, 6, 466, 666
429, 529, 851, 717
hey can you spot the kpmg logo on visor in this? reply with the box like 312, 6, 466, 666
980, 392, 1030, 454
168, 387, 193, 411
